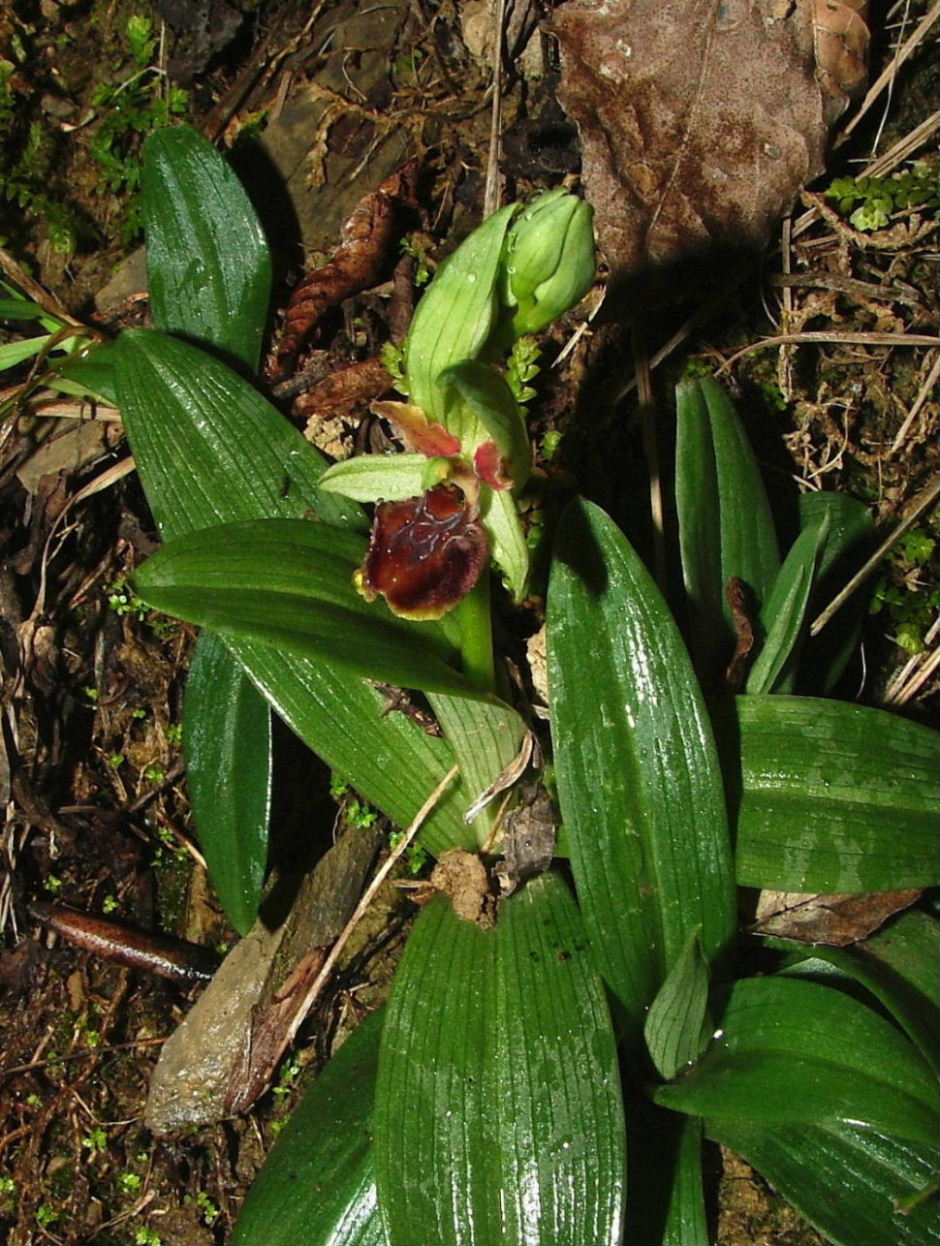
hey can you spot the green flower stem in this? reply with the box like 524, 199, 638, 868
456, 574, 495, 692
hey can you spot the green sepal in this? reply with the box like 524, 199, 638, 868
440, 360, 531, 490
319, 453, 431, 502
500, 189, 596, 336
480, 485, 530, 601
404, 204, 518, 423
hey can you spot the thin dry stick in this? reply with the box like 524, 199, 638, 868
0, 247, 84, 328
285, 764, 460, 1046
483, 0, 508, 218
890, 350, 940, 454
719, 330, 939, 371
887, 643, 940, 706
884, 616, 940, 704
810, 478, 940, 636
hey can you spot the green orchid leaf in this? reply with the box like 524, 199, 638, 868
113, 329, 361, 536
0, 296, 49, 320
771, 908, 939, 1074
133, 518, 486, 699
654, 976, 938, 1147
405, 204, 518, 423
621, 1092, 708, 1246
426, 691, 526, 846
480, 485, 530, 601
142, 125, 272, 371
710, 1120, 938, 1246
182, 630, 270, 935
662, 1116, 708, 1246
746, 510, 830, 694
114, 327, 470, 855
675, 377, 780, 686
53, 342, 120, 404
318, 453, 431, 502
644, 927, 712, 1081
440, 360, 531, 489
374, 872, 625, 1246
140, 126, 283, 947
797, 490, 875, 692
548, 498, 735, 1033
731, 695, 938, 892
0, 333, 57, 370
231, 1009, 387, 1246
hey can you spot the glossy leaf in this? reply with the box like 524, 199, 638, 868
114, 328, 472, 854
140, 122, 278, 943
746, 510, 829, 694
644, 927, 711, 1081
732, 695, 938, 892
796, 490, 875, 691
661, 1117, 708, 1246
675, 377, 780, 684
772, 908, 940, 1074
183, 630, 271, 934
427, 692, 526, 846
231, 1009, 387, 1246
142, 125, 272, 371
113, 330, 360, 537
654, 976, 938, 1147
374, 872, 626, 1246
133, 518, 479, 698
548, 498, 735, 1031
710, 1120, 939, 1246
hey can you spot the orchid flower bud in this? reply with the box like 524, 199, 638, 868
501, 189, 595, 336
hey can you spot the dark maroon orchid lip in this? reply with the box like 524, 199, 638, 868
357, 483, 489, 620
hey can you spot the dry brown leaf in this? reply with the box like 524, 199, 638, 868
754, 887, 923, 946
552, 0, 867, 279
813, 0, 870, 99
266, 160, 419, 380
293, 355, 393, 420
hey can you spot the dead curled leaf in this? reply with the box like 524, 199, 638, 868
294, 355, 393, 421
266, 160, 419, 380
552, 0, 868, 279
754, 887, 922, 946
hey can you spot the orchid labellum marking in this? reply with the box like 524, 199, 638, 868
356, 483, 489, 620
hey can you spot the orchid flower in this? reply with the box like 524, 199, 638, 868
318, 190, 595, 622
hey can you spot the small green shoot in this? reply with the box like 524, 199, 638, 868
825, 161, 939, 232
